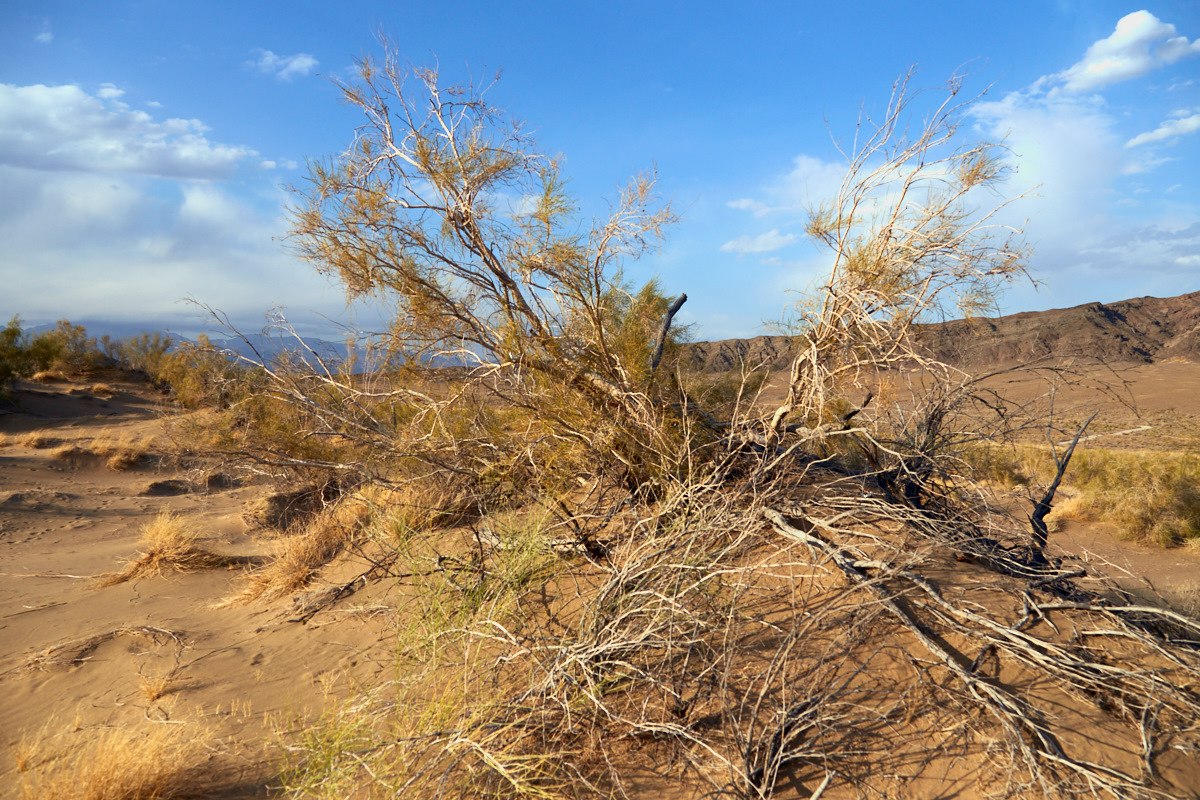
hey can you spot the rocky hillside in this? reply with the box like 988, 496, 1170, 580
680, 290, 1200, 373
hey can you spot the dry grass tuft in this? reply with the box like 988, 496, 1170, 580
92, 432, 154, 470
19, 430, 59, 449
229, 497, 371, 603
139, 670, 180, 704
17, 721, 207, 800
50, 444, 88, 463
97, 512, 236, 586
30, 369, 66, 383
88, 383, 115, 397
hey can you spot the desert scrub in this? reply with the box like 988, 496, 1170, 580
98, 511, 236, 586
17, 721, 209, 800
1051, 448, 1200, 546
231, 495, 373, 602
19, 430, 60, 449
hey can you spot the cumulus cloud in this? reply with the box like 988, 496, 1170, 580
1126, 113, 1200, 147
249, 50, 319, 81
0, 165, 334, 326
719, 229, 796, 255
1055, 10, 1200, 93
0, 83, 256, 179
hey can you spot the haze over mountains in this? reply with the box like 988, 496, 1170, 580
679, 290, 1200, 373
52, 290, 1200, 373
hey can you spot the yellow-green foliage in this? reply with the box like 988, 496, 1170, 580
151, 335, 250, 409
1, 317, 108, 392
964, 444, 1200, 547
1055, 448, 1200, 546
107, 330, 175, 379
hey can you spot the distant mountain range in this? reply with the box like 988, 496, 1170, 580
57, 290, 1200, 375
678, 291, 1200, 373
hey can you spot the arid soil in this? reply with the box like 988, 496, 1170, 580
2, 361, 1200, 797
0, 377, 397, 797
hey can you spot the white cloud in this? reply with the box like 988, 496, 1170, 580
249, 50, 319, 81
1126, 113, 1200, 147
0, 165, 336, 326
719, 229, 796, 254
97, 83, 125, 100
1055, 10, 1200, 93
35, 20, 52, 44
0, 83, 256, 179
727, 197, 770, 216
726, 155, 848, 223
1177, 254, 1200, 267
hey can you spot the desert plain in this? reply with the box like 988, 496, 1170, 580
3, 348, 1200, 798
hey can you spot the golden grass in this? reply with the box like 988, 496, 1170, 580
45, 431, 154, 469
30, 369, 66, 383
88, 383, 115, 397
50, 444, 88, 463
91, 431, 154, 470
967, 444, 1200, 546
17, 721, 207, 800
1042, 448, 1200, 546
97, 512, 236, 586
0, 432, 11, 448
19, 430, 59, 449
139, 670, 179, 704
230, 497, 371, 603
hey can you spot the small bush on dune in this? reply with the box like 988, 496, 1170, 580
232, 497, 372, 603
17, 722, 208, 800
20, 430, 59, 449
98, 512, 235, 586
90, 431, 154, 470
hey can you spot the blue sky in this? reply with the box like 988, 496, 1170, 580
1, 1, 1198, 340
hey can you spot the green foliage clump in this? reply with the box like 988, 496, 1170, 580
0, 317, 25, 395
0, 317, 111, 394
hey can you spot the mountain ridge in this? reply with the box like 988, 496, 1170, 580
679, 290, 1200, 373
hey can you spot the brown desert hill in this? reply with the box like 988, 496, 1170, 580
680, 289, 1200, 373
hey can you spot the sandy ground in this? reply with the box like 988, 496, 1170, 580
0, 377, 396, 797
2, 365, 1200, 797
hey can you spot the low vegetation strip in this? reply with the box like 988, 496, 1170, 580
977, 444, 1200, 546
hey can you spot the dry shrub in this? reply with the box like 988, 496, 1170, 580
90, 432, 153, 470
17, 721, 207, 800
31, 369, 66, 383
243, 486, 327, 531
19, 430, 59, 449
232, 497, 371, 603
0, 433, 11, 448
363, 474, 477, 538
88, 383, 115, 397
98, 512, 235, 586
50, 444, 88, 464
139, 670, 179, 704
1048, 448, 1200, 545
